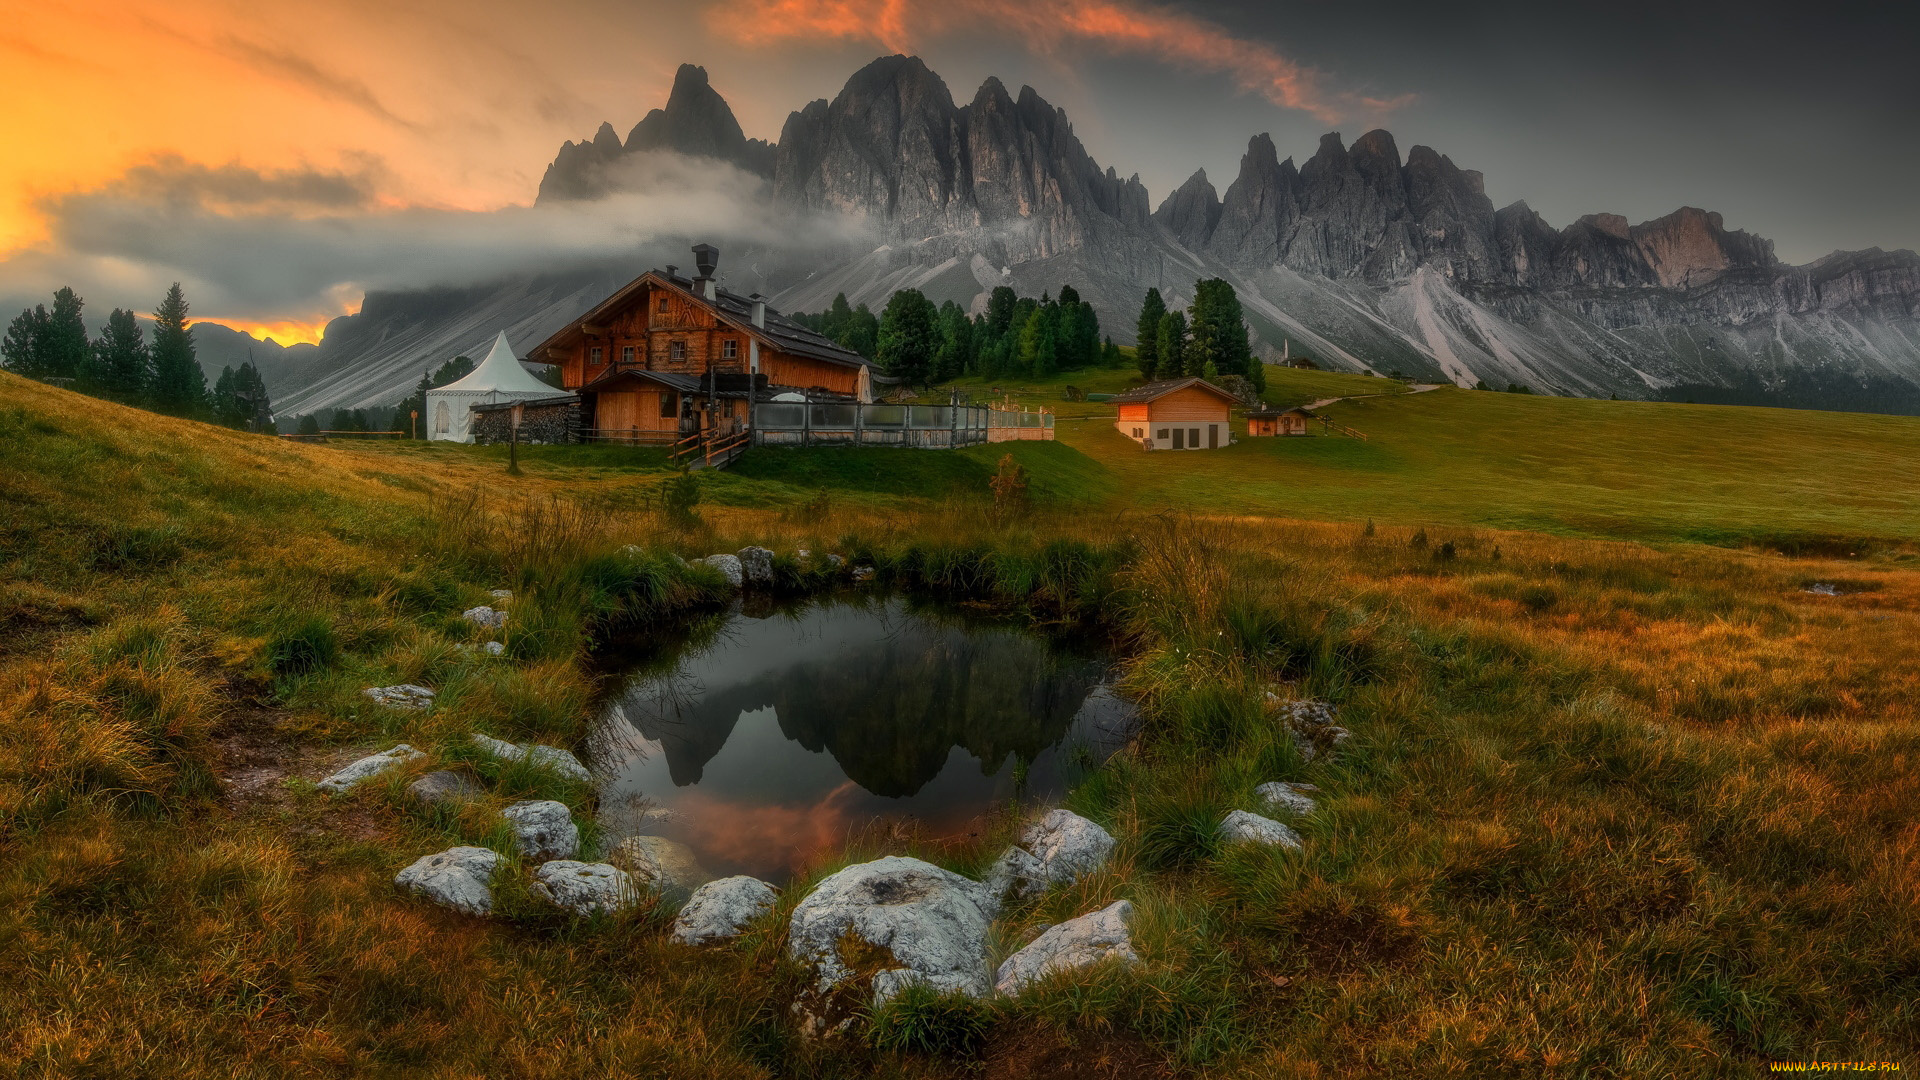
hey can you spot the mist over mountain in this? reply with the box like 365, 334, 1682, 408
268, 55, 1920, 418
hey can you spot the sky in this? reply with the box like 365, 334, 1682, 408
2, 0, 1914, 344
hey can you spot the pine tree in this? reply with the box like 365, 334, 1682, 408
1018, 304, 1059, 377
148, 283, 206, 416
845, 303, 879, 359
1187, 278, 1254, 382
1135, 288, 1166, 379
92, 308, 150, 403
401, 370, 433, 437
296, 414, 321, 436
1, 305, 49, 377
934, 300, 972, 382
431, 355, 474, 387
43, 287, 88, 381
876, 288, 937, 386
985, 286, 1018, 337
1156, 310, 1189, 378
234, 361, 271, 430
212, 365, 244, 427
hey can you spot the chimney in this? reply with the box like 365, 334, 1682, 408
664, 264, 678, 281
691, 243, 720, 300
749, 292, 767, 328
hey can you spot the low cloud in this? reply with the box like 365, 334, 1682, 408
0, 152, 859, 335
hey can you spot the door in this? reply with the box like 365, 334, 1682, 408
1208, 424, 1219, 449
1190, 427, 1200, 448
1172, 427, 1184, 450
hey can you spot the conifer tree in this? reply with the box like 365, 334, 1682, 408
92, 308, 150, 403
43, 287, 88, 381
1156, 310, 1188, 378
934, 300, 972, 382
876, 288, 937, 386
1135, 288, 1166, 379
296, 414, 321, 436
845, 303, 879, 359
148, 283, 206, 416
431, 355, 473, 386
1, 304, 50, 377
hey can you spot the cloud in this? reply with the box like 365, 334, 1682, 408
713, 0, 1366, 122
0, 153, 859, 335
211, 35, 425, 133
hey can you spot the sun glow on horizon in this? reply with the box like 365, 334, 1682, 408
195, 317, 337, 348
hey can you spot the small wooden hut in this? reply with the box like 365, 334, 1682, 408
1246, 406, 1314, 437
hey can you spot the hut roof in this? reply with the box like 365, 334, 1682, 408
1108, 377, 1241, 405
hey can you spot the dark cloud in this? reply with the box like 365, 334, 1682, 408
212, 35, 424, 132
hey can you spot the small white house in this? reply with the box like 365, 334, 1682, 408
425, 332, 558, 443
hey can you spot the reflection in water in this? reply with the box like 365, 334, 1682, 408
591, 597, 1133, 881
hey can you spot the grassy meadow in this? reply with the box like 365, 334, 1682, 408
3, 367, 1918, 1077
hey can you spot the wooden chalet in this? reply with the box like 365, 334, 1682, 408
1246, 405, 1314, 437
1111, 377, 1240, 450
529, 244, 871, 443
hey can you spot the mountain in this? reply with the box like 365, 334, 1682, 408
267, 54, 1920, 418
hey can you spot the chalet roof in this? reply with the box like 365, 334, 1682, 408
437, 331, 558, 396
579, 367, 751, 398
1108, 377, 1241, 405
530, 269, 870, 370
1245, 405, 1315, 418
471, 392, 579, 412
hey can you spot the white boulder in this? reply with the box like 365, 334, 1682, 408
787, 856, 996, 1004
395, 846, 501, 916
984, 845, 1049, 906
608, 835, 712, 902
362, 684, 435, 710
408, 769, 481, 807
1021, 809, 1116, 885
851, 566, 875, 582
462, 605, 507, 630
1219, 809, 1303, 849
470, 733, 592, 784
531, 861, 638, 915
671, 876, 779, 945
502, 799, 579, 862
317, 744, 424, 794
994, 899, 1139, 996
825, 554, 845, 570
701, 554, 744, 588
488, 588, 512, 601
736, 546, 775, 585
1254, 781, 1319, 817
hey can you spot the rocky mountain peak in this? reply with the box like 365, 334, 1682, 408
536, 64, 773, 203
1153, 168, 1222, 250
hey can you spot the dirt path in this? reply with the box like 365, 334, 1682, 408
1302, 383, 1444, 411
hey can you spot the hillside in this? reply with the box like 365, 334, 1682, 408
4, 373, 1918, 1075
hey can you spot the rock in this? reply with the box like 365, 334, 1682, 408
1020, 809, 1116, 886
1272, 697, 1350, 762
362, 684, 435, 710
994, 900, 1138, 996
1254, 781, 1319, 817
796, 548, 811, 559
984, 845, 1049, 906
483, 641, 505, 657
1803, 582, 1840, 596
531, 861, 638, 915
409, 769, 481, 807
488, 588, 512, 600
395, 846, 501, 915
317, 744, 424, 794
671, 876, 778, 945
462, 605, 507, 630
470, 733, 592, 784
851, 566, 875, 582
608, 835, 712, 902
787, 855, 996, 1004
502, 799, 579, 862
825, 554, 845, 569
701, 554, 744, 588
736, 546, 775, 585
1219, 809, 1303, 849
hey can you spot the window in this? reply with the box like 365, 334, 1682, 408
669, 340, 687, 362
1157, 429, 1168, 440
721, 339, 738, 360
589, 346, 602, 365
657, 297, 670, 314
434, 401, 449, 434
621, 345, 636, 364
1132, 427, 1142, 437
659, 392, 678, 418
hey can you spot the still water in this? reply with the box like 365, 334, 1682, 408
588, 596, 1133, 882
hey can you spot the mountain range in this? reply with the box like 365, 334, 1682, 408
259, 56, 1920, 419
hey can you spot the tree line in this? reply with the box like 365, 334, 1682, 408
792, 284, 1126, 386
1, 283, 275, 430
1133, 279, 1265, 392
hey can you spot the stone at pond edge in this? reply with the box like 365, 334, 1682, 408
1219, 809, 1303, 849
608, 835, 712, 902
532, 861, 638, 915
317, 744, 424, 794
985, 845, 1049, 907
701, 554, 744, 587
995, 899, 1138, 996
1020, 808, 1116, 886
736, 546, 774, 585
1254, 781, 1318, 817
409, 770, 482, 807
462, 605, 507, 630
672, 876, 778, 945
787, 856, 996, 1008
502, 799, 579, 862
363, 684, 435, 710
396, 846, 502, 916
470, 732, 592, 784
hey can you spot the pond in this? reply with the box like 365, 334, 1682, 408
587, 595, 1134, 883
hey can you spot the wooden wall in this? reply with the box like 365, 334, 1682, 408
1147, 386, 1233, 423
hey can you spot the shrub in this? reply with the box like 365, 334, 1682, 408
864, 984, 994, 1056
266, 614, 338, 676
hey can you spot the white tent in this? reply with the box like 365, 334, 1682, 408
425, 332, 558, 443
